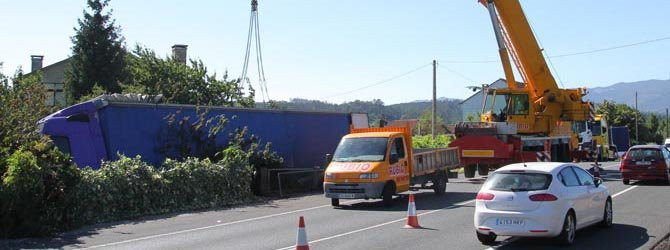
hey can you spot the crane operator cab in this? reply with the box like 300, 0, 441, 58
481, 88, 530, 127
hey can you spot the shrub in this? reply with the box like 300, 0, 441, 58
67, 150, 255, 227
1, 150, 43, 237
412, 134, 453, 149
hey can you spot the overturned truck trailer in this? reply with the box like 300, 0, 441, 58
38, 94, 369, 169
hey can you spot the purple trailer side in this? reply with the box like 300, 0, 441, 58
38, 96, 367, 169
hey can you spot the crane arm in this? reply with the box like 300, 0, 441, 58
480, 0, 559, 98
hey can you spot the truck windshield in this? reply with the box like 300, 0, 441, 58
332, 137, 388, 162
483, 92, 529, 121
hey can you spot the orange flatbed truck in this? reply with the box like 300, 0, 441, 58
323, 126, 460, 206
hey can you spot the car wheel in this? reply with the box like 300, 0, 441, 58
331, 198, 340, 207
600, 199, 613, 228
622, 179, 630, 185
556, 212, 576, 245
381, 182, 394, 206
464, 165, 476, 178
476, 231, 496, 245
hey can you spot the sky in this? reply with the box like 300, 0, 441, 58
1, 0, 669, 104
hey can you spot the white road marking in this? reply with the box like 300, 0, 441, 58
612, 185, 638, 198
79, 199, 361, 249
275, 199, 477, 250
485, 184, 638, 249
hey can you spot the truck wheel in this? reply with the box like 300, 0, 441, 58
382, 182, 395, 206
477, 165, 489, 176
623, 179, 630, 185
331, 198, 340, 207
464, 165, 476, 178
433, 171, 446, 195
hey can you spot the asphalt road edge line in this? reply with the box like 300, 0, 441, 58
80, 199, 361, 249
275, 199, 477, 250
612, 185, 638, 198
486, 184, 639, 250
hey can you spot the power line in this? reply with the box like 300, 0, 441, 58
439, 35, 670, 64
319, 63, 432, 100
436, 63, 477, 83
549, 36, 670, 58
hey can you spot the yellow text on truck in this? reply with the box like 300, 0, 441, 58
323, 126, 460, 206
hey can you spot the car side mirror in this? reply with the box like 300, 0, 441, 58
390, 154, 399, 164
594, 177, 603, 187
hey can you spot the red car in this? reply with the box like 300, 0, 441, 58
620, 145, 670, 184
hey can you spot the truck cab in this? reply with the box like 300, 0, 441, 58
324, 131, 410, 206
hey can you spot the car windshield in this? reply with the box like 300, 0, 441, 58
483, 172, 552, 192
332, 137, 388, 162
627, 148, 661, 161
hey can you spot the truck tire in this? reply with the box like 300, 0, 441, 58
464, 165, 476, 178
382, 182, 395, 206
433, 171, 446, 195
477, 164, 489, 176
331, 198, 340, 207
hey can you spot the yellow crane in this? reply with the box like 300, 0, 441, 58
450, 0, 595, 178
477, 0, 593, 135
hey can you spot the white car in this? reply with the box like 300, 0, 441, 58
474, 162, 612, 245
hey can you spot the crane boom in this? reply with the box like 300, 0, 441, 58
476, 0, 592, 135
481, 0, 559, 97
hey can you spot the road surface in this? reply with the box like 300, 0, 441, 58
3, 161, 670, 250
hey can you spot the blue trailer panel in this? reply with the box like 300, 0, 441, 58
610, 126, 630, 153
39, 96, 362, 169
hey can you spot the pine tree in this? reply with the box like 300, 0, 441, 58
66, 0, 126, 103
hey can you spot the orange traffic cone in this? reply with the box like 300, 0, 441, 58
404, 193, 422, 229
296, 216, 310, 250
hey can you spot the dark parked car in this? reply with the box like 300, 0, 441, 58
620, 145, 670, 184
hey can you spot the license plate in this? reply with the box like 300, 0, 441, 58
636, 161, 651, 166
339, 194, 355, 199
495, 218, 525, 226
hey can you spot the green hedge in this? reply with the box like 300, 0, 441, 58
0, 144, 256, 238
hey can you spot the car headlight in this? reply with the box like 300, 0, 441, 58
325, 172, 336, 179
359, 173, 379, 179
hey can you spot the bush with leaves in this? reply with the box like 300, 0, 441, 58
68, 148, 255, 227
412, 134, 453, 149
0, 139, 79, 238
124, 46, 255, 107
157, 110, 284, 194
0, 72, 57, 175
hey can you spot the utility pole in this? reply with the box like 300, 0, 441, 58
635, 91, 639, 143
666, 108, 669, 138
432, 60, 437, 139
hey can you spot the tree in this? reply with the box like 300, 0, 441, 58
596, 100, 663, 145
123, 46, 255, 107
416, 108, 447, 135
66, 0, 126, 103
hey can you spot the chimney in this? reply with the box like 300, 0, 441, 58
171, 44, 187, 64
31, 55, 44, 72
